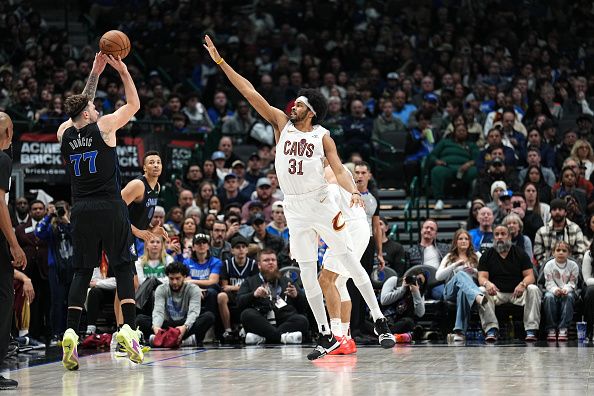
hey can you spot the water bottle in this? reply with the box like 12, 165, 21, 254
424, 128, 434, 144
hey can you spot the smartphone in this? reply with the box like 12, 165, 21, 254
170, 236, 180, 245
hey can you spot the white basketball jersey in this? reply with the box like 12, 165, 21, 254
328, 183, 366, 222
275, 122, 329, 195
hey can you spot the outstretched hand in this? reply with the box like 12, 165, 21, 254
203, 35, 223, 64
91, 52, 108, 75
105, 54, 128, 74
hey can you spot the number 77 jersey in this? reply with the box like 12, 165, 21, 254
275, 121, 329, 195
60, 122, 122, 201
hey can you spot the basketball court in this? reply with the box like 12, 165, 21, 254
3, 342, 592, 395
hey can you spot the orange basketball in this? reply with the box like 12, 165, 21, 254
99, 30, 131, 59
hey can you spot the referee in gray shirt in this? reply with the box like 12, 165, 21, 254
347, 161, 384, 338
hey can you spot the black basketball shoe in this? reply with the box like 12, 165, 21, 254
374, 317, 396, 348
0, 376, 17, 390
307, 333, 341, 360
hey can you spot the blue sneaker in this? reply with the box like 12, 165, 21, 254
485, 328, 498, 342
525, 330, 538, 342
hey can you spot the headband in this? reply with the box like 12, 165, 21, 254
295, 96, 317, 116
66, 100, 88, 119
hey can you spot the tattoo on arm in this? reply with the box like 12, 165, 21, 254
82, 73, 99, 100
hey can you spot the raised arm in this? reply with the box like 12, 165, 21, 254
203, 35, 288, 142
97, 55, 140, 144
82, 53, 108, 100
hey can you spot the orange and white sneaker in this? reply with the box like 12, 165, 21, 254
328, 337, 348, 355
342, 338, 357, 355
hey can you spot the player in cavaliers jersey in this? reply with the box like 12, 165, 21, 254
322, 164, 390, 355
57, 53, 143, 370
204, 36, 395, 359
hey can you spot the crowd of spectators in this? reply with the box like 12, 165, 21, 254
3, 0, 594, 347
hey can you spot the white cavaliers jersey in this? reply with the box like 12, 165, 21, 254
327, 166, 366, 222
275, 121, 328, 195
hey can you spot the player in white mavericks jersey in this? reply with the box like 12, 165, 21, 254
322, 165, 388, 354
203, 35, 395, 360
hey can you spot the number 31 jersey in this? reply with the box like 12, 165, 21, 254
275, 121, 329, 195
60, 122, 121, 202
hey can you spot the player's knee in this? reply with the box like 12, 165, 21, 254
319, 269, 338, 289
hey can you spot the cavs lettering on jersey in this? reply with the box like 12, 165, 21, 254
275, 121, 328, 195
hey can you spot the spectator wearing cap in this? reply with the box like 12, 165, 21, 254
382, 72, 400, 98
408, 93, 444, 138
485, 180, 508, 212
517, 146, 556, 187
241, 177, 274, 222
218, 173, 249, 209
222, 100, 256, 139
540, 119, 559, 147
247, 213, 287, 265
182, 91, 213, 133
473, 147, 519, 204
245, 152, 265, 185
218, 236, 259, 343
493, 189, 513, 224
230, 160, 254, 196
373, 100, 406, 145
266, 201, 289, 243
237, 249, 309, 345
218, 136, 241, 169
392, 90, 417, 126
534, 198, 587, 268
207, 90, 235, 125
183, 233, 223, 315
211, 150, 229, 182
341, 99, 375, 162
210, 220, 232, 262
136, 262, 215, 347
262, 169, 284, 201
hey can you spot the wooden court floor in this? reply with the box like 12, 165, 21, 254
2, 343, 593, 395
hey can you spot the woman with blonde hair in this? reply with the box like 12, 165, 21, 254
135, 235, 173, 285
570, 139, 594, 180
435, 229, 485, 342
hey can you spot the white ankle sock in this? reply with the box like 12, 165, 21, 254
330, 318, 343, 337
342, 323, 351, 340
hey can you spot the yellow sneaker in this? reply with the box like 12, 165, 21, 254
62, 329, 79, 371
116, 324, 144, 364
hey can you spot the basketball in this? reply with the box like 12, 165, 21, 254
99, 30, 131, 59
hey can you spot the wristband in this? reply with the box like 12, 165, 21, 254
352, 191, 361, 196
216, 58, 224, 65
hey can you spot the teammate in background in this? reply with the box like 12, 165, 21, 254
204, 36, 395, 360
321, 164, 389, 355
57, 53, 143, 370
111, 150, 168, 352
0, 112, 26, 390
121, 150, 168, 254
